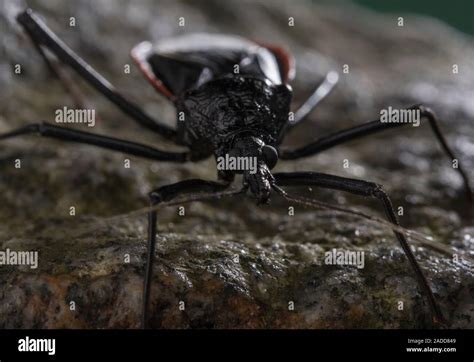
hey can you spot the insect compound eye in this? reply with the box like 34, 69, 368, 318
262, 145, 278, 170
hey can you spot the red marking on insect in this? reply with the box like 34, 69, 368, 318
131, 42, 176, 101
256, 42, 295, 83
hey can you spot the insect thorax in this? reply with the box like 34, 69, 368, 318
178, 75, 292, 159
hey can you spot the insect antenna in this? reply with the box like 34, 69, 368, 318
105, 187, 247, 222
271, 184, 457, 256
63, 187, 247, 237
62, 183, 458, 259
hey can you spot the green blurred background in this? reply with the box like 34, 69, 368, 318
354, 0, 474, 36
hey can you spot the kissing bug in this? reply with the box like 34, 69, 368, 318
2, 8, 472, 329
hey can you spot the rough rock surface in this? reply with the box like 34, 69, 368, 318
0, 0, 473, 328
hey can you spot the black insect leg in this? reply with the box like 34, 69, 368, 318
20, 24, 88, 109
0, 123, 188, 162
278, 71, 339, 142
273, 171, 445, 326
143, 179, 232, 329
279, 105, 472, 203
292, 71, 339, 126
16, 9, 178, 141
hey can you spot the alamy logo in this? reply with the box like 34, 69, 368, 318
216, 154, 257, 174
18, 336, 56, 355
380, 106, 420, 127
0, 248, 38, 269
324, 248, 365, 269
55, 106, 96, 127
